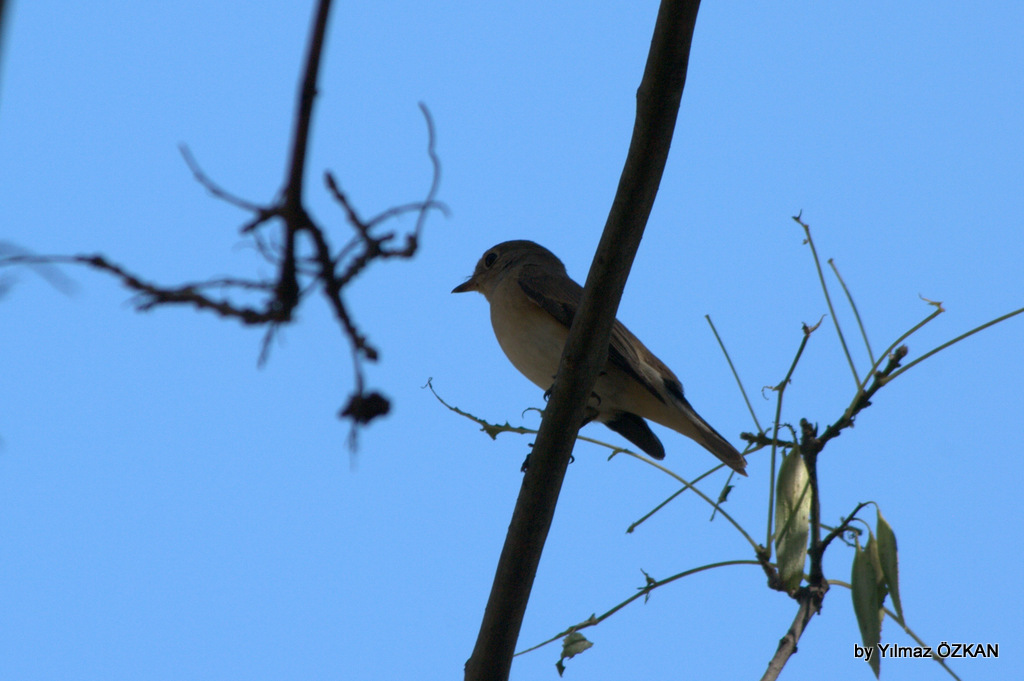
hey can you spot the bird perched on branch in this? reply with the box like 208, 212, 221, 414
452, 240, 747, 476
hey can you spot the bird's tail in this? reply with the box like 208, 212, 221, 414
694, 419, 748, 476
668, 400, 748, 476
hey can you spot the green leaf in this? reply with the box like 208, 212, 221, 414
556, 632, 593, 676
876, 509, 903, 625
851, 533, 886, 678
774, 449, 811, 593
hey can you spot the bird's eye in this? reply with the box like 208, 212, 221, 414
484, 252, 498, 268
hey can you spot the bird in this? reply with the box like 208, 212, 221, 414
452, 240, 747, 475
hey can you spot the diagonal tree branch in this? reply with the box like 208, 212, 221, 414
464, 2, 703, 679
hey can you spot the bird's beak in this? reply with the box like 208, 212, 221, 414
451, 278, 476, 294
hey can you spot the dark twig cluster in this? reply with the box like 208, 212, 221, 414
1, 0, 446, 444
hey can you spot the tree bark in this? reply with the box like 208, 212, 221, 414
464, 2, 703, 679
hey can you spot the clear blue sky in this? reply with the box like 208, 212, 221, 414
2, 2, 1021, 680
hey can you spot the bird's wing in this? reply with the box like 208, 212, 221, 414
515, 265, 580, 329
516, 266, 668, 404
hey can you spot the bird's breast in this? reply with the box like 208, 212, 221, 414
489, 294, 569, 390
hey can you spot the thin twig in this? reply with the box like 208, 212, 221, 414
887, 304, 1024, 381
828, 258, 875, 366
517, 560, 759, 656
179, 144, 265, 214
794, 214, 859, 387
706, 314, 762, 432
765, 318, 820, 553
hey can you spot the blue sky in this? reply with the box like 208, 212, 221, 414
2, 2, 1021, 680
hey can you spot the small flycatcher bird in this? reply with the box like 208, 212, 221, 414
452, 240, 747, 475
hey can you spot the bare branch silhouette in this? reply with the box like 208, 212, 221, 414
0, 0, 446, 443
